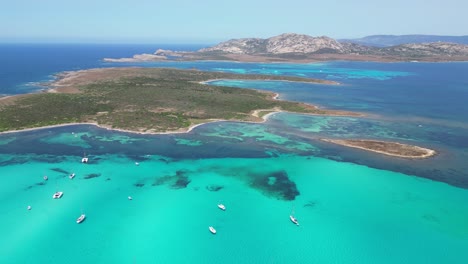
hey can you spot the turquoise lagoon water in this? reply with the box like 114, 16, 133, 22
0, 124, 467, 264
1, 45, 468, 263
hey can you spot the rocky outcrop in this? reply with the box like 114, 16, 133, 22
200, 33, 346, 54
154, 49, 184, 57
199, 38, 266, 54
265, 34, 344, 54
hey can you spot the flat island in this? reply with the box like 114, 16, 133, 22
0, 67, 356, 134
321, 139, 436, 158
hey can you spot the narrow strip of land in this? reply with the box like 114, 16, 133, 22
321, 139, 436, 158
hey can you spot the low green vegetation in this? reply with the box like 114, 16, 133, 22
0, 68, 348, 133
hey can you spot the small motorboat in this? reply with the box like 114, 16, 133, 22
69, 173, 75, 179
81, 157, 88, 163
209, 226, 217, 234
27, 205, 32, 210
217, 204, 226, 211
52, 191, 63, 199
76, 214, 86, 224
43, 175, 48, 181
290, 215, 299, 226
135, 162, 139, 166
128, 196, 133, 200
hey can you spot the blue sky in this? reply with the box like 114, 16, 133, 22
1, 0, 467, 43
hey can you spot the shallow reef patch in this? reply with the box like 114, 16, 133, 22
84, 173, 101, 179
206, 184, 224, 192
249, 170, 299, 200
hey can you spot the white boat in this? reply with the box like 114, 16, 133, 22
128, 196, 133, 200
209, 226, 216, 234
290, 206, 299, 225
43, 175, 48, 180
217, 204, 226, 211
76, 214, 86, 224
290, 215, 299, 225
27, 205, 32, 210
81, 157, 88, 163
135, 162, 139, 166
69, 173, 75, 179
52, 191, 63, 199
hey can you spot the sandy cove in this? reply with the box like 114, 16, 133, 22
0, 110, 281, 136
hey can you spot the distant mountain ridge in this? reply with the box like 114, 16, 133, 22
105, 33, 468, 63
340, 34, 468, 47
198, 33, 468, 58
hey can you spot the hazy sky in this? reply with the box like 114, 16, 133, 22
1, 0, 467, 43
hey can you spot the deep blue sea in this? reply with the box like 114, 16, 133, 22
0, 43, 206, 95
1, 44, 467, 263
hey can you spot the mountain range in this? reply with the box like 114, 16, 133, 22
105, 33, 468, 63
196, 33, 468, 61
340, 35, 468, 47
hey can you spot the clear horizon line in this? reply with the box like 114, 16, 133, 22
0, 40, 217, 45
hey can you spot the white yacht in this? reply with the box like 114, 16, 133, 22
43, 175, 48, 181
81, 157, 88, 163
27, 205, 32, 210
69, 173, 75, 179
76, 214, 86, 224
52, 191, 63, 199
290, 215, 299, 226
217, 204, 226, 211
135, 162, 139, 166
209, 226, 217, 234
128, 196, 133, 200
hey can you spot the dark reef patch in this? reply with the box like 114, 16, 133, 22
304, 201, 317, 207
249, 170, 299, 201
193, 165, 299, 200
152, 170, 191, 189
134, 183, 145, 187
175, 170, 186, 177
152, 175, 172, 186
84, 173, 101, 179
158, 158, 171, 164
34, 155, 66, 163
422, 214, 440, 224
25, 181, 46, 191
171, 175, 191, 189
128, 155, 152, 163
0, 157, 29, 166
50, 168, 69, 174
105, 178, 111, 181
206, 184, 224, 192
